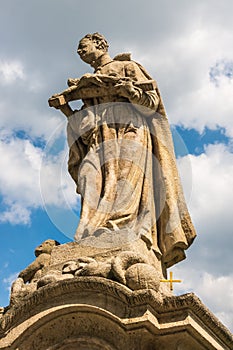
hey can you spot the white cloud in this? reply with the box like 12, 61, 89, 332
0, 203, 31, 225
173, 143, 233, 331
0, 56, 63, 141
0, 60, 25, 84
0, 135, 43, 208
0, 1, 232, 142
170, 75, 233, 137
177, 144, 233, 276
209, 59, 233, 86
0, 131, 78, 225
40, 148, 78, 208
0, 2, 232, 141
198, 273, 233, 313
133, 19, 233, 137
179, 143, 233, 237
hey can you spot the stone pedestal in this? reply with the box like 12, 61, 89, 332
0, 277, 232, 350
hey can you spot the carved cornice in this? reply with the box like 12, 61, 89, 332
0, 277, 232, 347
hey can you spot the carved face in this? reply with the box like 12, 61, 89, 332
34, 239, 57, 257
77, 39, 104, 64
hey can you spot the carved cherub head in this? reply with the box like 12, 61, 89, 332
34, 239, 60, 257
77, 33, 109, 64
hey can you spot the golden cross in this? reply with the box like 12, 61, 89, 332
160, 271, 182, 291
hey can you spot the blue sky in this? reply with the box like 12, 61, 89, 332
0, 0, 233, 332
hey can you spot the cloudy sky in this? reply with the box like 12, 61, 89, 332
0, 0, 233, 332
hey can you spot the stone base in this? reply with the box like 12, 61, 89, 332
9, 240, 172, 308
49, 239, 164, 273
0, 277, 232, 349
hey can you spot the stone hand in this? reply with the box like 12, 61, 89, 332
115, 79, 138, 99
67, 77, 80, 87
78, 73, 104, 88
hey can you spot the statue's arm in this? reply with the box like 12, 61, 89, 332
18, 260, 41, 283
58, 104, 74, 118
116, 62, 160, 112
18, 254, 50, 283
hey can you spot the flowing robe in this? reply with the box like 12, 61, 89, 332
67, 58, 196, 268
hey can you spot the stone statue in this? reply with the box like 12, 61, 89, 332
49, 33, 196, 269
2, 35, 233, 350
10, 239, 60, 305
18, 239, 60, 283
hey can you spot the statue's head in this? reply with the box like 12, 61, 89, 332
34, 239, 60, 257
77, 33, 109, 64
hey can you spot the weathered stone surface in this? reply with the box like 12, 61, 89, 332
10, 240, 60, 306
8, 239, 171, 306
0, 278, 232, 349
49, 32, 196, 270
125, 263, 161, 291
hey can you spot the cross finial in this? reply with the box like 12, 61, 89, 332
160, 271, 182, 291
